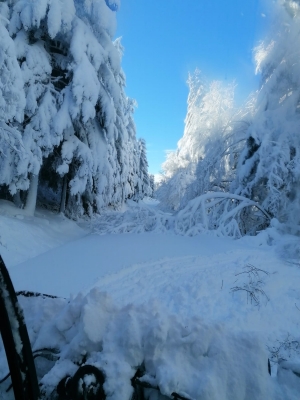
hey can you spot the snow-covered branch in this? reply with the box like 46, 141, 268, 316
175, 192, 270, 238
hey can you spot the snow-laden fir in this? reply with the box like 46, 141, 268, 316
0, 0, 152, 219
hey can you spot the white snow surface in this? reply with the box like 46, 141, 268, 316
1, 199, 300, 399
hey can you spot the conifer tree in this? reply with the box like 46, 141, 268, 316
0, 0, 152, 217
0, 3, 27, 199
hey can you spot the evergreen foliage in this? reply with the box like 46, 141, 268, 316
0, 0, 151, 217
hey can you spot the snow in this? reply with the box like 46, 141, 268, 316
0, 199, 300, 399
1, 0, 300, 397
8, 231, 237, 297
0, 199, 85, 266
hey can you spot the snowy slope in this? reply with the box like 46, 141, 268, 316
0, 200, 86, 266
1, 199, 300, 399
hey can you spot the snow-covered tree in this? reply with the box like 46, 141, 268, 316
0, 0, 151, 217
162, 70, 207, 178
0, 3, 27, 200
179, 0, 300, 236
157, 0, 300, 236
149, 174, 155, 196
233, 0, 300, 233
157, 70, 237, 210
134, 138, 152, 200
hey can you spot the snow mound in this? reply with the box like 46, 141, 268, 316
9, 289, 274, 400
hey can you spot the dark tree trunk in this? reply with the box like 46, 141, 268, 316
60, 174, 68, 214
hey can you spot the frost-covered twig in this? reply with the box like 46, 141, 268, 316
230, 264, 270, 306
230, 285, 269, 306
268, 334, 300, 364
235, 264, 269, 278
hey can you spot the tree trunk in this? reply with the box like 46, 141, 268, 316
13, 191, 23, 208
24, 174, 39, 216
60, 175, 68, 214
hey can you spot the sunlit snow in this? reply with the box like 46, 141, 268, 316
1, 199, 300, 399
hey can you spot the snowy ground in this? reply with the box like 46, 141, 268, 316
1, 199, 300, 399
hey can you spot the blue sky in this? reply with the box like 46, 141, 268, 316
116, 1, 269, 175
